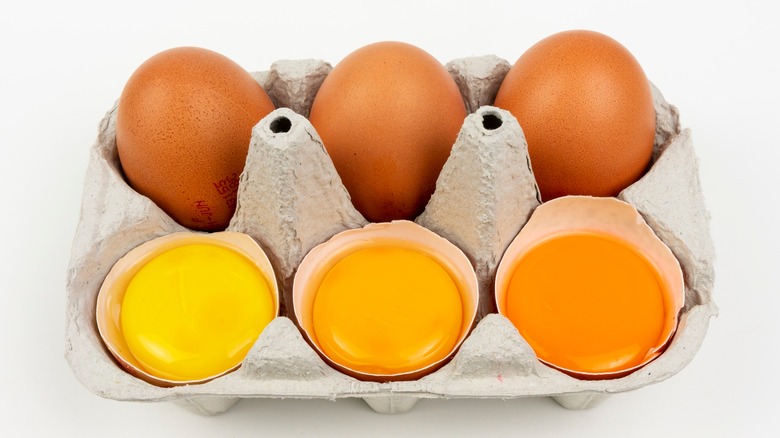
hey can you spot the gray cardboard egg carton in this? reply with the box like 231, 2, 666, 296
65, 55, 716, 415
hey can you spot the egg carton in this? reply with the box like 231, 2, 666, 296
65, 55, 716, 415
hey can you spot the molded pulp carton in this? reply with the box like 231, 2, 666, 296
65, 55, 716, 414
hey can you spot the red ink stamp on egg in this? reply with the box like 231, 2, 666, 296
192, 200, 218, 229
213, 172, 239, 210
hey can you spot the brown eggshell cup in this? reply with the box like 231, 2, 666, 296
292, 220, 479, 382
494, 196, 684, 380
95, 231, 280, 387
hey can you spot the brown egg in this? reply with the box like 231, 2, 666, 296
309, 41, 467, 222
116, 47, 275, 231
494, 30, 656, 200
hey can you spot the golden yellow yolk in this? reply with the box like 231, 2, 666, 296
505, 233, 666, 375
121, 244, 275, 381
312, 246, 463, 376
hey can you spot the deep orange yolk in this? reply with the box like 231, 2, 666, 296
121, 244, 275, 381
505, 233, 667, 374
312, 246, 463, 376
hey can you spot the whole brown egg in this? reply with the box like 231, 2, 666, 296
494, 30, 656, 200
116, 47, 275, 231
309, 41, 467, 223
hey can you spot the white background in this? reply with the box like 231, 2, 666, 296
1, 0, 778, 436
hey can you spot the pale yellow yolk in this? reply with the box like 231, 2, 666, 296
121, 244, 275, 382
312, 246, 463, 376
505, 233, 667, 375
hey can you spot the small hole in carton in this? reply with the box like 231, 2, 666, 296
270, 117, 292, 133
482, 113, 503, 130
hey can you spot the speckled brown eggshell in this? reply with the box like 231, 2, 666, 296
494, 30, 656, 201
308, 42, 467, 223
116, 47, 275, 231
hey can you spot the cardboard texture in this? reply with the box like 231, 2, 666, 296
65, 55, 717, 414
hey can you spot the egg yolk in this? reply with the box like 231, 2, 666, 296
121, 244, 275, 382
312, 246, 463, 376
504, 233, 666, 375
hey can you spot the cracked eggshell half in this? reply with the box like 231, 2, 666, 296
494, 196, 684, 380
292, 220, 478, 382
95, 231, 279, 387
